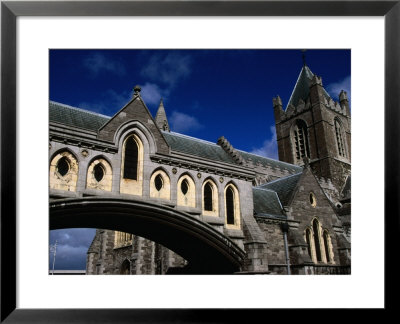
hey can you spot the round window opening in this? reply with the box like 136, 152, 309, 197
93, 164, 105, 182
155, 174, 163, 191
181, 179, 189, 195
57, 157, 70, 177
309, 192, 317, 207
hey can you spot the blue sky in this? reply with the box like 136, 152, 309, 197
49, 49, 350, 270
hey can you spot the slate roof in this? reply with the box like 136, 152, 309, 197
162, 131, 237, 165
239, 150, 302, 174
252, 187, 285, 218
49, 101, 110, 132
286, 65, 331, 110
258, 172, 302, 206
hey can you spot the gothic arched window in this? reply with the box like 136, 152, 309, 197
177, 174, 196, 207
323, 230, 332, 263
150, 169, 171, 200
226, 187, 235, 225
50, 151, 79, 192
123, 136, 139, 180
204, 182, 213, 211
202, 179, 219, 217
305, 228, 313, 259
312, 219, 322, 262
293, 120, 310, 160
335, 118, 346, 157
224, 184, 240, 229
86, 158, 112, 191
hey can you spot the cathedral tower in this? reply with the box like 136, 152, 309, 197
273, 63, 351, 191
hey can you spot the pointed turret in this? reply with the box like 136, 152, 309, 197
286, 65, 330, 110
155, 98, 170, 132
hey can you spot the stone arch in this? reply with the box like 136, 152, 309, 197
49, 149, 79, 192
224, 182, 241, 230
149, 167, 171, 200
177, 173, 196, 208
50, 197, 245, 274
86, 156, 113, 191
202, 177, 219, 217
114, 120, 157, 155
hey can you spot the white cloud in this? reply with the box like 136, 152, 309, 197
250, 126, 278, 159
140, 82, 170, 106
83, 53, 126, 76
141, 52, 192, 87
326, 75, 351, 103
169, 111, 203, 134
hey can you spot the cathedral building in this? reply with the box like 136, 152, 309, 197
49, 63, 351, 275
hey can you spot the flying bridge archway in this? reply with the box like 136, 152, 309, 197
50, 197, 245, 274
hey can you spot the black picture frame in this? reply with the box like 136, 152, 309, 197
1, 0, 398, 322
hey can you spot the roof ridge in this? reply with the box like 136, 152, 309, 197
165, 131, 219, 147
238, 149, 302, 169
261, 171, 302, 186
253, 187, 278, 193
50, 100, 111, 119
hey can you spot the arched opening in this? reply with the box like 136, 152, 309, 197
323, 231, 331, 263
305, 228, 312, 259
335, 118, 346, 157
50, 197, 245, 274
86, 158, 112, 192
155, 174, 163, 191
50, 150, 79, 192
120, 259, 130, 275
203, 182, 213, 211
226, 187, 235, 225
123, 136, 139, 180
93, 164, 104, 182
312, 219, 322, 262
293, 119, 310, 161
57, 157, 70, 177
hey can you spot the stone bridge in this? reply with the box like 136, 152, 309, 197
50, 197, 246, 274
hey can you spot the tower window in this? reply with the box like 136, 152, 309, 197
123, 136, 139, 180
93, 164, 104, 182
155, 174, 163, 191
335, 119, 346, 157
294, 120, 310, 160
203, 182, 213, 211
226, 186, 235, 225
181, 179, 189, 195
57, 157, 70, 177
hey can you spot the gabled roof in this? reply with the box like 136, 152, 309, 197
253, 187, 285, 218
286, 65, 331, 110
49, 101, 109, 131
239, 150, 302, 174
162, 131, 237, 165
49, 101, 303, 172
258, 172, 302, 206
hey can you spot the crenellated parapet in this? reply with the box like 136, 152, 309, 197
217, 136, 245, 165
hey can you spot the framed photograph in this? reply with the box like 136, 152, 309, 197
1, 0, 397, 321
